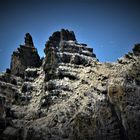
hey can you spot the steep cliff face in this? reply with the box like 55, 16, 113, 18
0, 29, 140, 140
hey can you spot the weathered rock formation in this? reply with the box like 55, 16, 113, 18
43, 29, 96, 81
0, 29, 140, 140
10, 33, 41, 77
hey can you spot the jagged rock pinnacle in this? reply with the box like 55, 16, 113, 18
0, 30, 140, 140
60, 29, 76, 41
46, 29, 76, 48
43, 29, 96, 81
10, 33, 41, 76
24, 33, 34, 47
133, 44, 140, 55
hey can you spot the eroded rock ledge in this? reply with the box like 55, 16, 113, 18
0, 29, 140, 140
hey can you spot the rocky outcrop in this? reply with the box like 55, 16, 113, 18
10, 33, 41, 77
0, 29, 140, 140
43, 29, 96, 81
132, 44, 140, 55
45, 29, 76, 48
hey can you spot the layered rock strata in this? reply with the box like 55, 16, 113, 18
0, 29, 140, 140
43, 29, 96, 81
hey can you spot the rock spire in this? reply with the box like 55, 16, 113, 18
0, 29, 140, 140
24, 33, 34, 47
10, 33, 41, 77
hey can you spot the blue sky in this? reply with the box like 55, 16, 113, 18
0, 0, 140, 72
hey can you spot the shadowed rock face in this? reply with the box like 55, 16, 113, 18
10, 33, 41, 77
0, 29, 140, 140
133, 44, 140, 55
25, 33, 34, 47
44, 29, 76, 49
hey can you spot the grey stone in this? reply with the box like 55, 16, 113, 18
10, 33, 41, 77
0, 30, 140, 140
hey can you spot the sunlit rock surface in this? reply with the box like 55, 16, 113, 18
0, 29, 140, 140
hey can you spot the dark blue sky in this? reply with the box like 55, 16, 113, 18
0, 0, 140, 72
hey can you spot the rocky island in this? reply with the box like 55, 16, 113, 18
0, 29, 140, 140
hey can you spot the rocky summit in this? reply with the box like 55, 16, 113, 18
0, 29, 140, 140
10, 33, 41, 77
